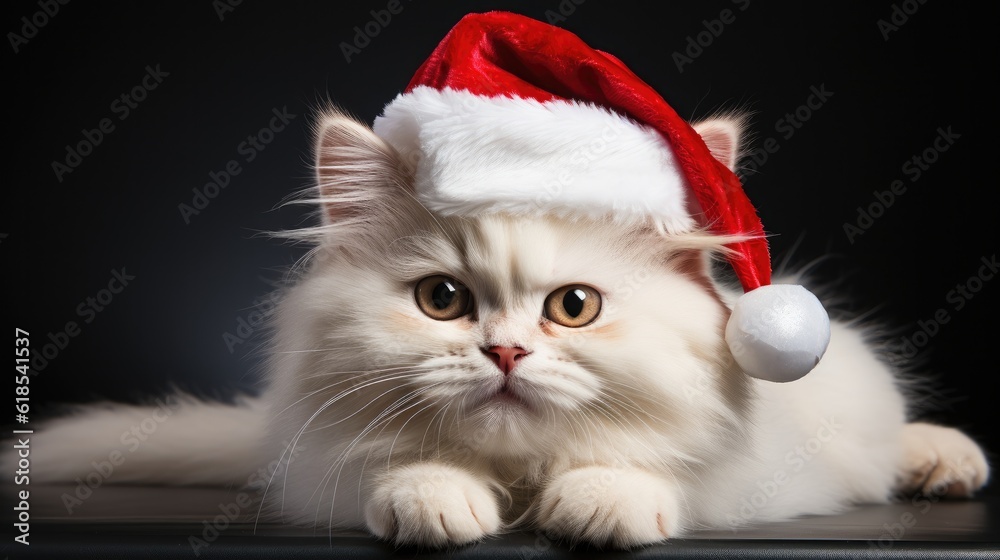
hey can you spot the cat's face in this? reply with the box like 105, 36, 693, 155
283, 220, 749, 463
415, 218, 729, 422
270, 111, 750, 465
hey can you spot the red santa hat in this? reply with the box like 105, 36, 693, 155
372, 11, 830, 382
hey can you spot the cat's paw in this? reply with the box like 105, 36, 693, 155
535, 465, 680, 548
898, 422, 989, 497
364, 462, 502, 547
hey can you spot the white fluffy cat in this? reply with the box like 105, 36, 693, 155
20, 109, 989, 548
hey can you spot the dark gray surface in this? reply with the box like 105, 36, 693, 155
6, 484, 998, 559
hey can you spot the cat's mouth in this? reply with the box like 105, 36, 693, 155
481, 381, 530, 409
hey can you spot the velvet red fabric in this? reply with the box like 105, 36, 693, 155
404, 11, 771, 292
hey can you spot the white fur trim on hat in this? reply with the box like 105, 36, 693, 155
372, 86, 695, 233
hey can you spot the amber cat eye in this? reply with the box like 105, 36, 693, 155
415, 275, 473, 320
544, 285, 602, 327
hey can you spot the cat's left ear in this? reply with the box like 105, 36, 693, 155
313, 109, 411, 225
693, 118, 743, 171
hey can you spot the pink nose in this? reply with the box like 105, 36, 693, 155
482, 346, 529, 375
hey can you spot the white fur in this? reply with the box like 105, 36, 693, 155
15, 111, 989, 549
16, 398, 265, 486
373, 86, 695, 234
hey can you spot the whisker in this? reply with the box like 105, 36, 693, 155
317, 388, 441, 527
310, 390, 425, 520
274, 370, 424, 418
258, 370, 430, 527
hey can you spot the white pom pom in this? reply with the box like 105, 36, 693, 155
725, 284, 831, 383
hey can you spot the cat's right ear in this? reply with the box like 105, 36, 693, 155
314, 109, 411, 224
692, 116, 747, 172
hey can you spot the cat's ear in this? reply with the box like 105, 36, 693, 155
314, 109, 411, 224
693, 117, 745, 172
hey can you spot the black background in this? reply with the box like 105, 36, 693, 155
5, 2, 997, 464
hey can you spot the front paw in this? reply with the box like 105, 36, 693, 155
536, 465, 680, 547
364, 462, 502, 547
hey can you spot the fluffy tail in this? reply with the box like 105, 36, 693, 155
13, 396, 267, 487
